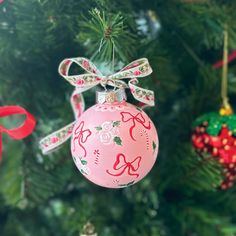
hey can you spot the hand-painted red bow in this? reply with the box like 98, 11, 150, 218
72, 121, 92, 157
0, 106, 36, 161
106, 153, 142, 178
121, 111, 151, 141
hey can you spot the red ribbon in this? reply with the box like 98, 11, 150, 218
106, 153, 141, 178
121, 112, 151, 141
0, 106, 36, 160
213, 50, 236, 69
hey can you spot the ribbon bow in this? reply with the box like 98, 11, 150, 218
59, 57, 154, 105
106, 153, 141, 178
0, 106, 36, 160
40, 57, 155, 155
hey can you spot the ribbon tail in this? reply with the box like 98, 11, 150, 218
39, 122, 75, 155
129, 78, 155, 107
71, 89, 85, 119
40, 88, 86, 155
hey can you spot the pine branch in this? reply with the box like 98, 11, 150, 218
76, 8, 136, 65
161, 144, 223, 192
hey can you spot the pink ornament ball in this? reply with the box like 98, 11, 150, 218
71, 91, 158, 188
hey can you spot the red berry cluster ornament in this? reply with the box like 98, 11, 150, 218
192, 109, 236, 189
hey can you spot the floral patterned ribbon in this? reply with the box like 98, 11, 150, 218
0, 106, 36, 160
40, 57, 155, 155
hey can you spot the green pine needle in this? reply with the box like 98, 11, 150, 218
76, 8, 136, 65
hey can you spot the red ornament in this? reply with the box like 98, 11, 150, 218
192, 113, 236, 189
0, 106, 36, 161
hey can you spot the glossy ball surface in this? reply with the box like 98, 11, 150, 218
71, 101, 158, 188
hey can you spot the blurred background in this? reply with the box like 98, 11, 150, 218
1, 0, 236, 235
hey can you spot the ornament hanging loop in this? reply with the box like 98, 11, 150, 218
219, 26, 233, 116
100, 76, 108, 91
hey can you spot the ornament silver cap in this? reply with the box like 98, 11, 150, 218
96, 88, 127, 104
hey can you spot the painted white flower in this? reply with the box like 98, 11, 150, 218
96, 120, 122, 145
101, 121, 113, 131
99, 131, 113, 144
110, 127, 119, 136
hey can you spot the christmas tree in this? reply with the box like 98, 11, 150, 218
1, 0, 236, 235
